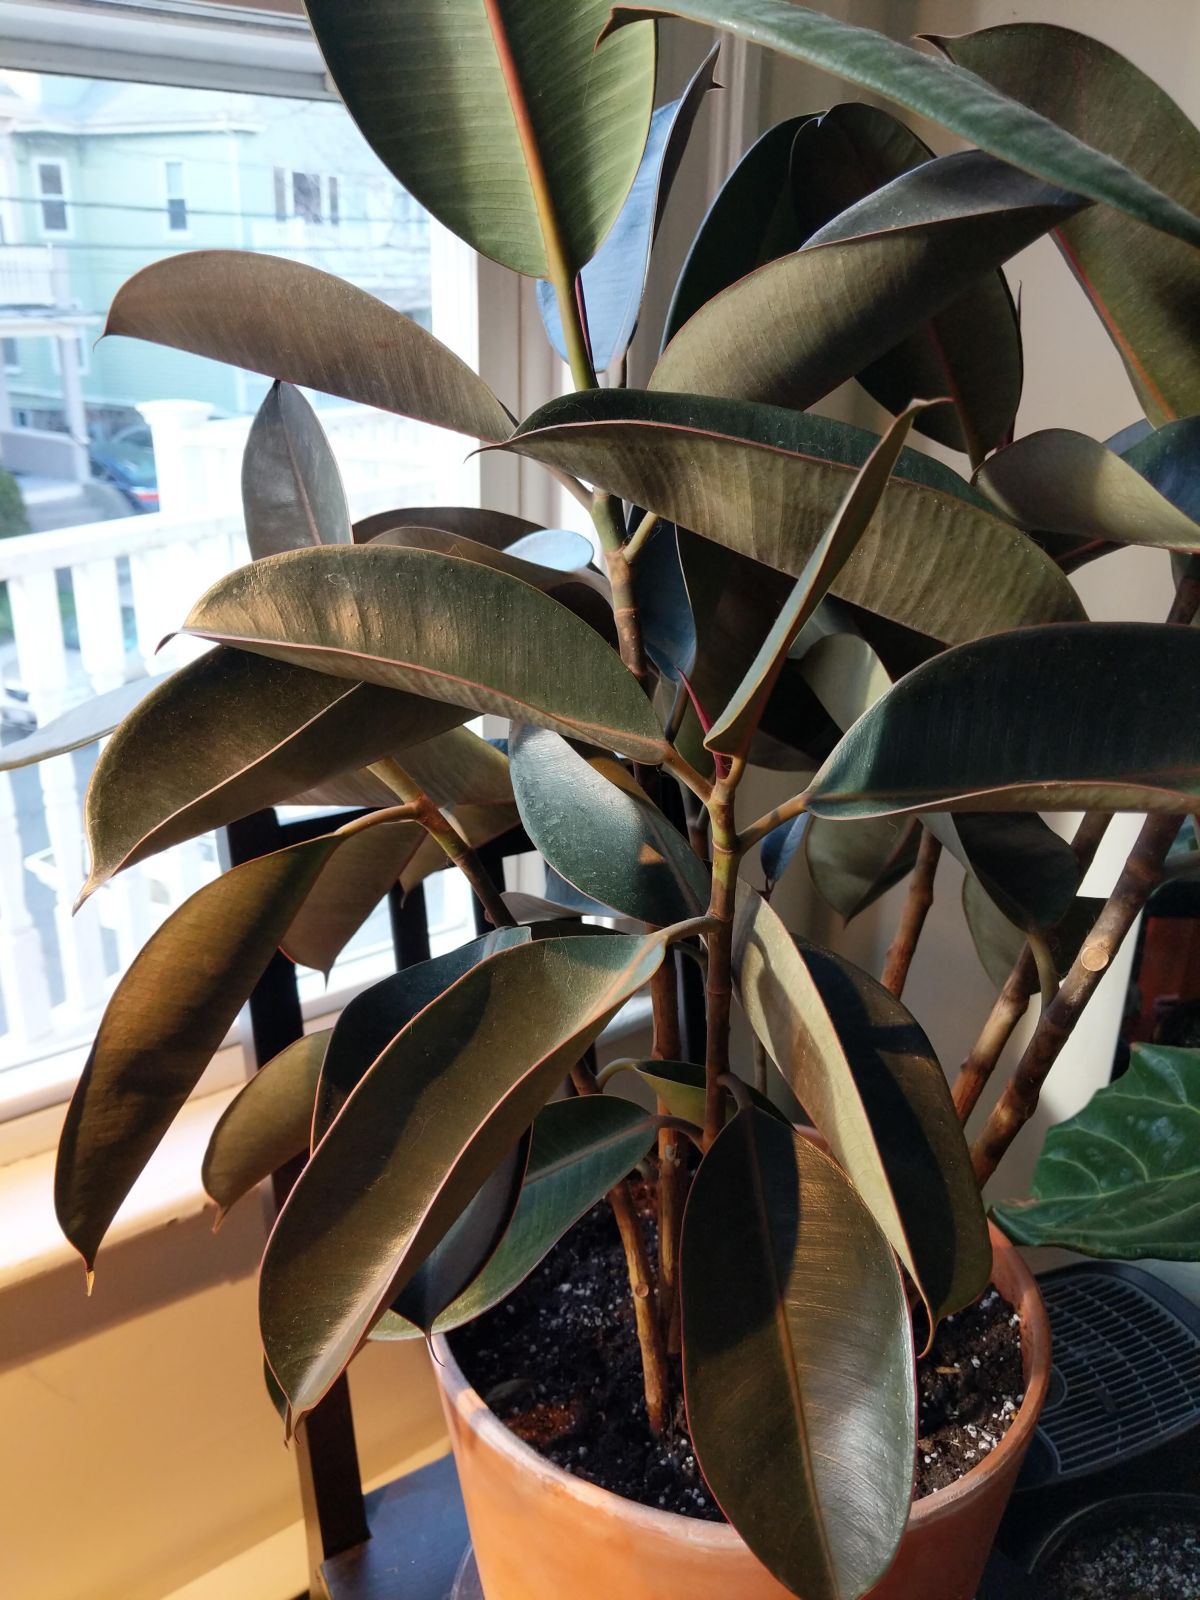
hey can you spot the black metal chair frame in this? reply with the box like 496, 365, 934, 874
225, 781, 704, 1596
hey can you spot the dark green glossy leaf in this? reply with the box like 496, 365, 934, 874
808, 623, 1200, 818
261, 932, 666, 1419
632, 519, 696, 682
962, 875, 1102, 993
993, 1044, 1200, 1259
374, 1095, 657, 1339
105, 251, 512, 441
509, 725, 708, 926
315, 929, 531, 1140
503, 529, 595, 571
0, 677, 158, 772
604, 3, 1200, 248
389, 1131, 531, 1336
365, 523, 615, 642
353, 506, 543, 550
681, 1109, 914, 1600
706, 402, 926, 756
181, 545, 666, 764
652, 151, 1079, 421
400, 725, 514, 809
607, 1058, 782, 1129
796, 631, 891, 731
789, 102, 1023, 457
937, 24, 1200, 425
305, 0, 655, 278
80, 646, 463, 900
56, 834, 343, 1272
504, 390, 1084, 643
201, 1031, 330, 1217
806, 815, 920, 923
977, 430, 1200, 552
1123, 416, 1200, 522
664, 116, 809, 345
733, 886, 990, 1321
537, 46, 719, 369
283, 820, 426, 977
926, 813, 1080, 933
759, 812, 809, 889
242, 380, 350, 559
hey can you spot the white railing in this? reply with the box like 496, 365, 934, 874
0, 401, 459, 1077
0, 244, 57, 309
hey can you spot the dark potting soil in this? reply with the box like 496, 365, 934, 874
451, 1189, 1023, 1518
1042, 1515, 1200, 1598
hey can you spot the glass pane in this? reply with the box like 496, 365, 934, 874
0, 66, 465, 1102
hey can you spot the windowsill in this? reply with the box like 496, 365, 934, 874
0, 1079, 241, 1293
0, 991, 654, 1296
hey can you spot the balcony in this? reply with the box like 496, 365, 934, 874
0, 399, 471, 1100
0, 245, 58, 310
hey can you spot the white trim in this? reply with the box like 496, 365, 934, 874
164, 156, 189, 235
1, 335, 20, 373
0, 0, 333, 97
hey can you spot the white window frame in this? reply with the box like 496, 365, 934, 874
163, 156, 188, 234
2, 336, 19, 373
48, 329, 91, 375
34, 155, 71, 235
0, 0, 734, 1154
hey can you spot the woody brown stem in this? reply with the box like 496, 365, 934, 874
954, 808, 1114, 1124
971, 811, 1180, 1187
880, 829, 942, 998
703, 778, 741, 1148
367, 759, 514, 930
954, 569, 1200, 1131
570, 1061, 669, 1435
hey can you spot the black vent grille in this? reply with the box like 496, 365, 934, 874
1038, 1271, 1200, 1478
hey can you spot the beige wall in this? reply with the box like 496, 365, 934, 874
749, 0, 1195, 1190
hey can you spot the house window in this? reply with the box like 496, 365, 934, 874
165, 160, 187, 232
328, 174, 340, 227
35, 160, 69, 233
2, 338, 19, 372
273, 164, 287, 222
292, 170, 321, 224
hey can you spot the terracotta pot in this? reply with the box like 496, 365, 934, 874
433, 1223, 1051, 1600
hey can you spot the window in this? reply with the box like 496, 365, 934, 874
164, 159, 187, 232
292, 169, 321, 224
0, 34, 498, 1133
35, 159, 69, 233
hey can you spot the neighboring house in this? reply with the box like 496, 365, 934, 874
0, 72, 430, 447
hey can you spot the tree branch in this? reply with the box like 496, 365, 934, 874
880, 828, 942, 998
971, 810, 1180, 1187
367, 758, 514, 930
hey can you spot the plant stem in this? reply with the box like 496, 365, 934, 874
740, 790, 808, 855
971, 810, 1180, 1187
367, 758, 514, 931
604, 541, 650, 690
570, 1061, 669, 1435
624, 509, 660, 564
954, 809, 1113, 1123
703, 767, 742, 1148
880, 828, 942, 998
954, 548, 1198, 1130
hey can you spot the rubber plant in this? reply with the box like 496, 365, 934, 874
21, 4, 1200, 1597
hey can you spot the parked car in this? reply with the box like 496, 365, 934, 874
89, 423, 158, 513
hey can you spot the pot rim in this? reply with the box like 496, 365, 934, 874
432, 1222, 1052, 1550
